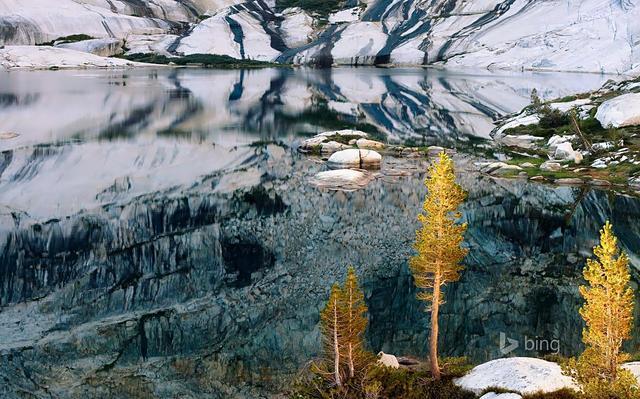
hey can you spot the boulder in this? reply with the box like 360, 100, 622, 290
630, 176, 640, 190
520, 162, 535, 168
553, 142, 582, 164
427, 146, 446, 156
321, 141, 350, 154
356, 138, 385, 150
590, 179, 612, 186
455, 357, 578, 395
498, 134, 544, 150
480, 162, 522, 176
480, 393, 522, 399
595, 93, 640, 128
298, 136, 327, 153
311, 169, 371, 190
554, 178, 584, 185
56, 38, 124, 57
328, 149, 381, 168
540, 161, 562, 172
377, 352, 400, 369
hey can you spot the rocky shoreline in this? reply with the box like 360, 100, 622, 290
484, 77, 640, 195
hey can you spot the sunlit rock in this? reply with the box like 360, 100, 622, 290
455, 358, 578, 395
327, 149, 381, 168
310, 169, 372, 190
356, 138, 385, 150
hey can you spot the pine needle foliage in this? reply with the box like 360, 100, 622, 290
315, 268, 372, 387
563, 221, 639, 398
340, 267, 370, 379
409, 152, 468, 379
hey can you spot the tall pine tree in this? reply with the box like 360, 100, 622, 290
409, 152, 468, 379
340, 267, 369, 379
578, 222, 634, 377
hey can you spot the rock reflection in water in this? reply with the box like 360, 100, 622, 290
0, 68, 634, 398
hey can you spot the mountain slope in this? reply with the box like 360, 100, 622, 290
0, 0, 639, 73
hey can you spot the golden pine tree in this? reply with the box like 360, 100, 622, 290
339, 267, 369, 379
318, 283, 345, 386
577, 221, 634, 383
409, 152, 468, 380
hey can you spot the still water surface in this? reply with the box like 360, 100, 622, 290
0, 67, 638, 395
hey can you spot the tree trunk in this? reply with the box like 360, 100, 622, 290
348, 343, 354, 378
333, 304, 341, 386
430, 280, 441, 380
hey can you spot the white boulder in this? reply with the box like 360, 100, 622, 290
480, 393, 522, 399
377, 352, 400, 369
455, 357, 578, 395
554, 142, 582, 164
328, 149, 382, 168
595, 93, 640, 128
56, 38, 124, 57
311, 169, 372, 189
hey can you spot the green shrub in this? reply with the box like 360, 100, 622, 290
37, 34, 95, 46
290, 365, 475, 399
538, 105, 570, 129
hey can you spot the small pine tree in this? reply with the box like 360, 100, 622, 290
318, 284, 345, 386
315, 269, 371, 387
530, 88, 542, 111
409, 152, 468, 379
565, 221, 638, 398
340, 267, 369, 379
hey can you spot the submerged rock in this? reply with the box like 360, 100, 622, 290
595, 93, 640, 128
328, 149, 381, 168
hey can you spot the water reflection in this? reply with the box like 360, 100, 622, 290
0, 68, 637, 397
0, 67, 609, 151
